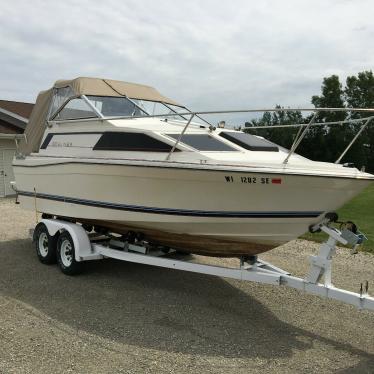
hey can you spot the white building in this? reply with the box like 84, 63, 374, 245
0, 100, 34, 197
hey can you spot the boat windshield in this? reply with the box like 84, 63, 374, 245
87, 96, 146, 117
133, 100, 189, 120
87, 95, 189, 120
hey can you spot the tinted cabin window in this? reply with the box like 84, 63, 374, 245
167, 134, 237, 151
93, 132, 178, 152
219, 132, 279, 152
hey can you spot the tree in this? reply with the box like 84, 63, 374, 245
307, 75, 347, 163
311, 75, 346, 122
244, 106, 302, 150
345, 71, 374, 171
244, 71, 374, 171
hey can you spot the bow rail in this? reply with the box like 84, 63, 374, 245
50, 106, 374, 165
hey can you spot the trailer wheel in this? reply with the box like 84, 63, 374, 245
56, 231, 82, 275
34, 223, 57, 264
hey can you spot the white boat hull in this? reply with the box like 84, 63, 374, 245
13, 160, 371, 256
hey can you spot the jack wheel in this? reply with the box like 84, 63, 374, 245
325, 212, 338, 222
34, 223, 57, 264
56, 231, 82, 275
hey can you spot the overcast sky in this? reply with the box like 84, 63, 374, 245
0, 0, 373, 123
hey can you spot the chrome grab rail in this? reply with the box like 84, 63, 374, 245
246, 113, 374, 165
50, 107, 374, 125
335, 117, 372, 164
166, 114, 195, 160
283, 112, 317, 164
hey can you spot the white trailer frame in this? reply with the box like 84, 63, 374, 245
38, 218, 374, 312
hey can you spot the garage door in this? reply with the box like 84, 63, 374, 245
0, 149, 16, 197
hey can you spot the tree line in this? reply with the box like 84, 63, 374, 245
244, 71, 374, 172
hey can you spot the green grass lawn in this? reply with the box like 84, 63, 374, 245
302, 183, 374, 253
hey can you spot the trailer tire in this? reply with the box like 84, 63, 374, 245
56, 231, 82, 275
34, 223, 57, 264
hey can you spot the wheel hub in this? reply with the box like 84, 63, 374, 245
38, 232, 49, 257
60, 239, 73, 267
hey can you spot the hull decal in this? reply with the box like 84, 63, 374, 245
18, 190, 324, 218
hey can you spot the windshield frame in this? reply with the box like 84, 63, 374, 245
49, 89, 212, 126
130, 98, 190, 121
83, 95, 190, 120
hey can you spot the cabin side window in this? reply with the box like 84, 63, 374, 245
219, 132, 279, 152
166, 134, 238, 151
93, 132, 179, 152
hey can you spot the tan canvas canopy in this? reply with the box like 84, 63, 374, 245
19, 77, 180, 154
55, 77, 179, 105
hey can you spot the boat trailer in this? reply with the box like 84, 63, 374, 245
33, 218, 374, 312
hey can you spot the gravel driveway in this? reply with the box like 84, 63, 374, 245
0, 197, 373, 373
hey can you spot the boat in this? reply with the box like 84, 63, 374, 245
12, 77, 374, 257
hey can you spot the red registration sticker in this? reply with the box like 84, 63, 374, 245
271, 178, 282, 184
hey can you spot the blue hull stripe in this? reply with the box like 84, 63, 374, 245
18, 191, 324, 218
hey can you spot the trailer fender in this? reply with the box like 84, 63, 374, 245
40, 219, 93, 262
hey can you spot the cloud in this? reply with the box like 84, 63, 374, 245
0, 0, 373, 124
